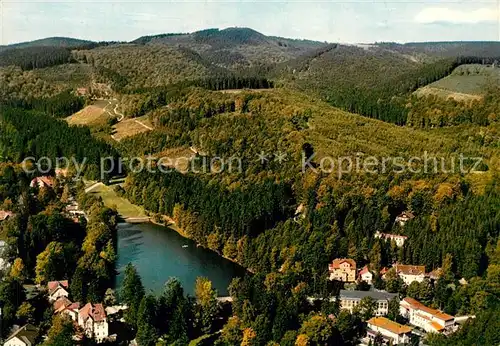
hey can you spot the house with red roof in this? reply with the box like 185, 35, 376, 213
30, 176, 55, 190
358, 265, 373, 285
78, 303, 109, 343
53, 296, 80, 321
47, 280, 69, 302
328, 258, 357, 282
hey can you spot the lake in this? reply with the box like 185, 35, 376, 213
115, 222, 246, 296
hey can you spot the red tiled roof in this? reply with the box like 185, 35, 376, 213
394, 264, 426, 276
54, 296, 72, 312
329, 258, 356, 270
48, 280, 69, 295
31, 176, 55, 188
359, 265, 371, 276
79, 303, 106, 322
0, 210, 13, 221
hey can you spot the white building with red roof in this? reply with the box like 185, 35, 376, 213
47, 280, 69, 302
53, 296, 80, 321
358, 265, 373, 285
400, 297, 455, 334
78, 303, 109, 343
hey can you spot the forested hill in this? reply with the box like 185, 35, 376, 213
378, 41, 500, 59
0, 37, 96, 51
130, 27, 329, 69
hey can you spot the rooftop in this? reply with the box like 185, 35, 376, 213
402, 297, 454, 321
79, 302, 107, 322
394, 264, 426, 276
368, 317, 412, 335
5, 324, 38, 345
329, 258, 356, 270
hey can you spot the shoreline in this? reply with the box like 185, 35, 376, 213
86, 182, 253, 273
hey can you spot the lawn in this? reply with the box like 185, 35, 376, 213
414, 64, 500, 100
87, 182, 147, 219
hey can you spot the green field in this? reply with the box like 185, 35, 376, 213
86, 182, 147, 219
415, 64, 500, 100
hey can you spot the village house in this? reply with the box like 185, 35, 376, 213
374, 231, 408, 247
54, 296, 80, 321
395, 211, 415, 227
338, 290, 398, 316
400, 297, 455, 334
389, 264, 426, 286
30, 176, 55, 190
78, 303, 109, 343
0, 210, 14, 222
358, 265, 373, 285
328, 258, 356, 282
3, 324, 38, 346
365, 317, 412, 345
47, 280, 69, 302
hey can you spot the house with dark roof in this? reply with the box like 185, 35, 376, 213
395, 211, 415, 226
4, 324, 38, 346
78, 303, 109, 343
392, 264, 426, 285
338, 290, 398, 316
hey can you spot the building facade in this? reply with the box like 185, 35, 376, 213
392, 264, 426, 285
328, 258, 356, 282
366, 317, 412, 345
47, 281, 69, 302
338, 290, 398, 316
78, 303, 109, 343
400, 297, 455, 334
358, 265, 374, 285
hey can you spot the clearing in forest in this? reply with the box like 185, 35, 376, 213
112, 116, 154, 141
66, 100, 110, 126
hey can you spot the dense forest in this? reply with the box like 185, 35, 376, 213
0, 46, 73, 70
0, 107, 119, 180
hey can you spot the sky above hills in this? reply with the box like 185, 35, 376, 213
1, 0, 498, 45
